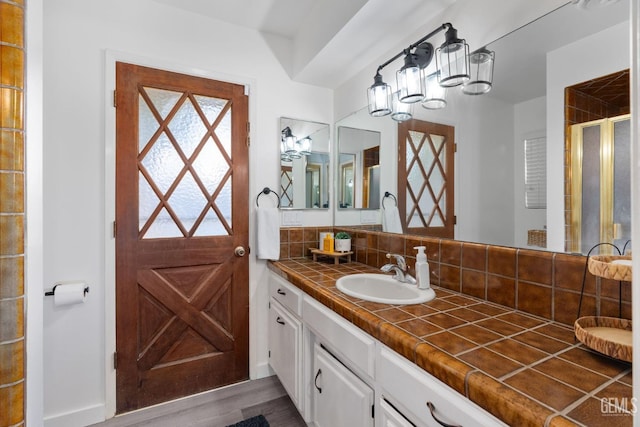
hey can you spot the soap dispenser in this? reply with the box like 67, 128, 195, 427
414, 246, 431, 290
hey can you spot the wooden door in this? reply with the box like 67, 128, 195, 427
398, 120, 455, 238
115, 62, 249, 413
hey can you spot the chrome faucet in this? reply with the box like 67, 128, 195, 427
381, 253, 416, 285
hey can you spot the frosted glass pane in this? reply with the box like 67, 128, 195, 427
581, 125, 601, 254
139, 95, 158, 152
139, 172, 160, 230
146, 208, 183, 238
145, 88, 182, 119
169, 171, 207, 233
194, 208, 225, 236
141, 132, 183, 194
613, 119, 631, 246
218, 177, 233, 229
193, 137, 230, 194
194, 95, 227, 125
217, 108, 232, 158
167, 99, 207, 158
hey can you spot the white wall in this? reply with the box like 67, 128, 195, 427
514, 96, 547, 248
546, 21, 630, 252
42, 1, 332, 425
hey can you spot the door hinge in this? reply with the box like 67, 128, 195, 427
371, 404, 375, 418
113, 221, 117, 238
113, 352, 117, 370
246, 122, 251, 147
454, 215, 457, 225
113, 90, 117, 108
454, 142, 457, 153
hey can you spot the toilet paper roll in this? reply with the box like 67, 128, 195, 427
53, 282, 88, 306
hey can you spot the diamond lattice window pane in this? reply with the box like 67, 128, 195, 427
167, 98, 207, 159
145, 207, 183, 238
169, 171, 208, 233
139, 171, 161, 232
193, 136, 230, 195
145, 87, 182, 120
193, 208, 226, 236
139, 95, 159, 152
141, 132, 184, 194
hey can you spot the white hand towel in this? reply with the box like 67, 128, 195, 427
256, 207, 280, 260
382, 206, 403, 234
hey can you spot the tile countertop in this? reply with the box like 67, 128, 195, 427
268, 258, 633, 427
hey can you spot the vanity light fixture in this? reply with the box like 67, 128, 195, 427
367, 23, 493, 118
298, 136, 313, 156
391, 91, 413, 122
422, 72, 447, 109
462, 47, 495, 95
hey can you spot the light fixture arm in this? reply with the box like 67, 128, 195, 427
375, 23, 451, 74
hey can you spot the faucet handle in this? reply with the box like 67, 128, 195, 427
386, 253, 407, 270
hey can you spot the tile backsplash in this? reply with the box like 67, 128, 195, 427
278, 227, 631, 326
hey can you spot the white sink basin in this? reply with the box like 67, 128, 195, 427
336, 273, 435, 305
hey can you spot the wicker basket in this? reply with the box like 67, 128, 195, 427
574, 316, 632, 362
527, 229, 547, 248
588, 255, 632, 281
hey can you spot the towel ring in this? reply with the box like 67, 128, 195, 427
382, 191, 397, 209
256, 187, 281, 208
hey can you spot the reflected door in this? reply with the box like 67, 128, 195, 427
115, 62, 249, 412
570, 115, 631, 254
398, 120, 455, 238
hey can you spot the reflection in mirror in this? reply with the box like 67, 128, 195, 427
337, 126, 381, 209
279, 117, 330, 209
333, 0, 630, 254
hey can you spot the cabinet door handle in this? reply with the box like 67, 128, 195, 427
314, 369, 322, 394
426, 401, 461, 427
276, 316, 285, 325
277, 289, 286, 295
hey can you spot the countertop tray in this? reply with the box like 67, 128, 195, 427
574, 316, 632, 362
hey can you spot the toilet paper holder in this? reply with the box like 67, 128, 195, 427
44, 284, 90, 297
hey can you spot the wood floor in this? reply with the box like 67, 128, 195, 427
91, 376, 308, 427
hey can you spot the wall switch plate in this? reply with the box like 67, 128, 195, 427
282, 211, 303, 226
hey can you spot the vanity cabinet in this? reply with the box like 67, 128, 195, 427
268, 274, 304, 412
268, 272, 505, 427
312, 343, 374, 427
377, 345, 506, 427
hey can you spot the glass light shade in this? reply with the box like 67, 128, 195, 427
422, 72, 447, 109
282, 127, 302, 159
397, 54, 424, 103
298, 136, 312, 155
463, 48, 495, 95
391, 91, 413, 122
436, 35, 470, 87
368, 73, 392, 117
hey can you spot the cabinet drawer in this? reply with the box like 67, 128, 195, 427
269, 273, 303, 316
303, 297, 375, 377
377, 346, 506, 427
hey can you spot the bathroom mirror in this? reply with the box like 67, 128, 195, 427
279, 117, 330, 209
333, 0, 630, 253
337, 126, 381, 209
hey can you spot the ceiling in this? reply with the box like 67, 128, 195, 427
152, 0, 454, 88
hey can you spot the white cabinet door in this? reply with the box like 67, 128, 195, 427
268, 298, 303, 409
313, 344, 374, 427
379, 399, 414, 427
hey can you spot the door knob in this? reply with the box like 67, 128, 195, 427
234, 246, 246, 257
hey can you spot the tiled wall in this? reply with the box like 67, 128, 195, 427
0, 0, 25, 426
279, 227, 631, 326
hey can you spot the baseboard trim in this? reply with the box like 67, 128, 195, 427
44, 403, 105, 427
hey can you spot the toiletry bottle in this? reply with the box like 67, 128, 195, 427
414, 246, 430, 290
323, 234, 334, 252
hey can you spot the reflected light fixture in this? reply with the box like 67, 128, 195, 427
391, 91, 413, 122
282, 126, 302, 159
422, 72, 447, 109
367, 23, 493, 118
463, 47, 495, 95
298, 136, 313, 155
